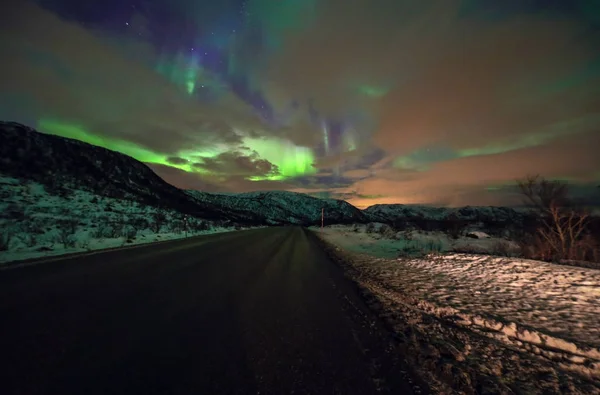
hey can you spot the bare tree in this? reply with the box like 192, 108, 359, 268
517, 175, 589, 261
151, 210, 167, 233
0, 232, 10, 251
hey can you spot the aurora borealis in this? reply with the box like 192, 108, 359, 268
1, 0, 599, 207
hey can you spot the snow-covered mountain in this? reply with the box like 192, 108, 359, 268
0, 121, 227, 218
0, 121, 538, 231
364, 204, 529, 229
0, 121, 364, 226
187, 190, 366, 225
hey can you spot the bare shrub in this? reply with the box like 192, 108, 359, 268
58, 227, 76, 248
190, 220, 210, 232
131, 217, 149, 231
59, 218, 79, 235
490, 240, 512, 257
397, 242, 423, 257
91, 224, 120, 238
452, 244, 486, 255
169, 220, 184, 234
398, 239, 443, 258
0, 232, 10, 251
106, 225, 122, 238
29, 221, 45, 235
20, 233, 37, 248
517, 175, 591, 262
365, 222, 377, 233
517, 234, 554, 261
151, 210, 167, 233
4, 203, 26, 221
391, 220, 407, 231
570, 234, 600, 263
423, 239, 444, 254
77, 237, 91, 250
122, 225, 137, 239
443, 214, 468, 240
91, 225, 105, 238
378, 224, 396, 239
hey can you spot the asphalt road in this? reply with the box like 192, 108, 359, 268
0, 227, 415, 394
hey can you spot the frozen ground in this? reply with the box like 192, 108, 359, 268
0, 227, 238, 265
315, 224, 600, 393
315, 223, 520, 259
0, 176, 250, 265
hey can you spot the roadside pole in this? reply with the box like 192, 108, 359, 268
184, 215, 188, 238
321, 208, 324, 230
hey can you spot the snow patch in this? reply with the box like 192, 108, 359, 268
318, 225, 600, 377
0, 177, 255, 265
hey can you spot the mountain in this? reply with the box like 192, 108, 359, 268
187, 190, 367, 225
0, 121, 234, 220
0, 121, 537, 230
0, 121, 364, 226
364, 204, 525, 223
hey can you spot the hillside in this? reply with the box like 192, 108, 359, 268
0, 121, 366, 227
0, 121, 228, 220
0, 120, 547, 244
187, 190, 367, 225
363, 203, 530, 232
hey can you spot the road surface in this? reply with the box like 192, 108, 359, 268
0, 227, 416, 394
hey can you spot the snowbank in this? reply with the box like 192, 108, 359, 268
0, 228, 238, 265
312, 224, 519, 258
315, 225, 600, 391
0, 177, 251, 265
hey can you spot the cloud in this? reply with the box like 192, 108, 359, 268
219, 177, 295, 193
343, 129, 600, 207
1, 0, 598, 207
342, 169, 371, 179
252, 0, 600, 206
292, 173, 355, 189
147, 162, 293, 194
313, 145, 384, 171
145, 163, 223, 192
0, 1, 265, 155
193, 151, 279, 178
264, 0, 600, 155
166, 156, 189, 165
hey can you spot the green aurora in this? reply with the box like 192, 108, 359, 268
38, 119, 316, 181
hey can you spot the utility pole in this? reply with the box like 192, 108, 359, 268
184, 215, 188, 238
321, 207, 324, 230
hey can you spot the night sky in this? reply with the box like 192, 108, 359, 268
1, 0, 599, 207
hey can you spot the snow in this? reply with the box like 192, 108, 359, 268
187, 189, 365, 225
316, 225, 600, 380
0, 228, 238, 265
364, 203, 526, 223
0, 176, 253, 265
313, 224, 519, 258
465, 230, 490, 239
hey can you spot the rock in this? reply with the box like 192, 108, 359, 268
466, 231, 491, 239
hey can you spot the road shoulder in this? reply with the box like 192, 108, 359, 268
309, 229, 600, 394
